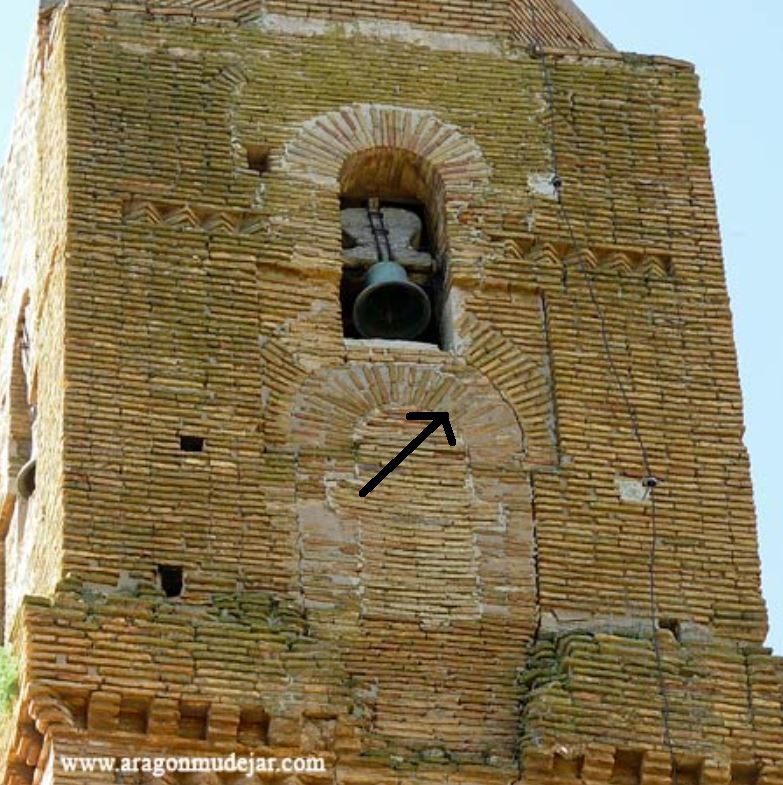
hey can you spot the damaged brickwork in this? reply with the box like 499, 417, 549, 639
0, 1, 781, 784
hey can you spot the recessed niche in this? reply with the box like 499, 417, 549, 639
245, 144, 270, 175
70, 697, 88, 730
179, 702, 208, 740
157, 565, 184, 598
118, 697, 149, 735
611, 750, 644, 785
731, 763, 760, 785
674, 757, 704, 785
180, 435, 205, 453
238, 706, 270, 746
552, 753, 584, 779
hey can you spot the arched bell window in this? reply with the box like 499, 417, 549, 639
2, 296, 36, 639
338, 148, 447, 346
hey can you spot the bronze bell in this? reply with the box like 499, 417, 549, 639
353, 261, 432, 340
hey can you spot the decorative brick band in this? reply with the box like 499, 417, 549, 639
23, 686, 340, 750
122, 199, 265, 235
522, 747, 780, 785
511, 237, 675, 279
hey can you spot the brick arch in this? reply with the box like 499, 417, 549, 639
456, 312, 557, 467
262, 333, 553, 471
259, 339, 311, 446
289, 361, 524, 471
281, 103, 491, 202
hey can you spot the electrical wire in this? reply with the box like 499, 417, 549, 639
525, 1, 678, 777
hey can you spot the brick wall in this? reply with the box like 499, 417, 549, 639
60, 0, 612, 48
0, 2, 780, 784
0, 10, 68, 645
56, 5, 763, 641
264, 0, 512, 36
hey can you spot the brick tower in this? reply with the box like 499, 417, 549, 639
1, 1, 781, 783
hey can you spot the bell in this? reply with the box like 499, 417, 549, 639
353, 261, 432, 340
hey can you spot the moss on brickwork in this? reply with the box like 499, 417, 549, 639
0, 651, 18, 718
522, 633, 783, 763
58, 7, 763, 635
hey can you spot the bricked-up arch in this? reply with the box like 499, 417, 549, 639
289, 360, 535, 755
290, 361, 524, 468
281, 104, 491, 207
456, 312, 557, 467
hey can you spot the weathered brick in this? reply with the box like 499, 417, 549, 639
0, 1, 780, 783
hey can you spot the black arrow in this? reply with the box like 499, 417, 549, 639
359, 412, 456, 497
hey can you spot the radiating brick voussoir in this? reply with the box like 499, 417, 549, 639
281, 104, 491, 200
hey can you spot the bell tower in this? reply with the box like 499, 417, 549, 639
1, 0, 781, 783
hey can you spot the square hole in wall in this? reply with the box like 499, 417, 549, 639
731, 763, 760, 785
238, 706, 270, 746
179, 701, 208, 740
553, 753, 584, 780
245, 144, 270, 175
180, 435, 205, 453
157, 565, 184, 598
611, 750, 645, 785
674, 757, 704, 785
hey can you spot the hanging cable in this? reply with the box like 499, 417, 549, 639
367, 199, 394, 262
525, 1, 677, 778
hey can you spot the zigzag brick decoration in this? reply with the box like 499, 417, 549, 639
122, 199, 265, 235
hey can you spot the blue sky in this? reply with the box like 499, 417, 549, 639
578, 1, 783, 653
1, 2, 781, 652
